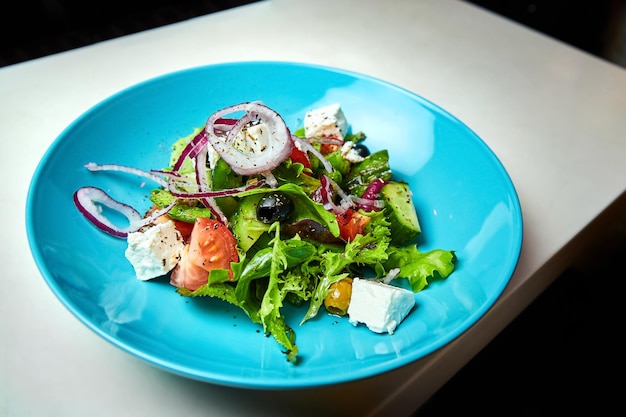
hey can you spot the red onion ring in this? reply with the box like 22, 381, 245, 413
73, 186, 144, 238
205, 102, 293, 176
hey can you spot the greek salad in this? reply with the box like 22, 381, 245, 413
74, 102, 457, 363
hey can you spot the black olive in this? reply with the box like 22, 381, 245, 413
353, 143, 370, 157
256, 192, 295, 224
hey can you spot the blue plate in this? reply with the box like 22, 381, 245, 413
26, 61, 523, 389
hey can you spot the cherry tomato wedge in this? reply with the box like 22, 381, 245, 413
320, 143, 340, 155
170, 218, 239, 290
336, 208, 371, 242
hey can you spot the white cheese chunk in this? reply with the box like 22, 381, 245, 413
347, 277, 416, 334
340, 140, 365, 163
304, 103, 348, 140
232, 122, 270, 156
125, 220, 185, 281
207, 144, 220, 169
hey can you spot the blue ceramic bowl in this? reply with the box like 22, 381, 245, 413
26, 61, 523, 389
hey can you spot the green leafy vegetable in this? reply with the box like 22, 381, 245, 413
165, 107, 457, 364
384, 245, 457, 292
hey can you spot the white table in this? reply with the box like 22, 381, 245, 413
2, 1, 625, 416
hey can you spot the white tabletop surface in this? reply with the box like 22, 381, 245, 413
2, 0, 625, 416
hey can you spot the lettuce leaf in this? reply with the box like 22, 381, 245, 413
256, 223, 316, 363
384, 245, 457, 292
234, 236, 316, 323
300, 217, 391, 324
236, 182, 340, 237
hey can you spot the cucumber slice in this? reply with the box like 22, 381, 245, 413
230, 194, 270, 252
381, 181, 421, 245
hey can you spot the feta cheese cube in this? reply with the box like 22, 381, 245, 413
304, 103, 348, 140
125, 220, 185, 281
347, 277, 416, 334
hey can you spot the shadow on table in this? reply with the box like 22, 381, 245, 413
0, 0, 260, 67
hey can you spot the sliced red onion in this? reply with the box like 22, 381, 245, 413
74, 186, 144, 238
150, 169, 185, 182
194, 146, 210, 191
85, 162, 168, 188
309, 137, 344, 146
351, 195, 385, 212
262, 170, 278, 188
325, 175, 356, 213
213, 117, 238, 132
361, 179, 386, 200
292, 135, 334, 173
168, 179, 266, 199
204, 197, 228, 225
128, 201, 177, 231
205, 102, 293, 176
354, 178, 386, 212
172, 128, 209, 172
171, 119, 238, 174
315, 174, 348, 215
193, 146, 229, 224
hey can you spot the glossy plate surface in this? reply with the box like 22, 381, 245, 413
26, 61, 523, 389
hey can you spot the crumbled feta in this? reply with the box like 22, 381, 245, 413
125, 220, 185, 281
347, 278, 416, 334
207, 145, 220, 169
232, 122, 270, 155
304, 103, 348, 140
340, 141, 365, 163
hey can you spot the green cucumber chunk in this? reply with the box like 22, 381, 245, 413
230, 194, 270, 252
150, 189, 213, 223
381, 181, 421, 245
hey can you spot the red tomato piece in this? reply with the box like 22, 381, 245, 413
320, 143, 340, 155
336, 208, 371, 242
289, 146, 311, 168
172, 220, 194, 242
170, 218, 239, 290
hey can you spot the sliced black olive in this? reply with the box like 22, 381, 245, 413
353, 143, 370, 157
256, 192, 295, 224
